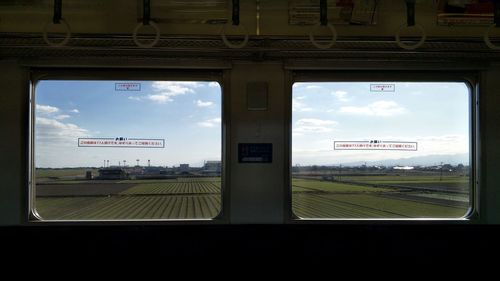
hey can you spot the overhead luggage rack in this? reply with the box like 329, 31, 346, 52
1, 33, 500, 61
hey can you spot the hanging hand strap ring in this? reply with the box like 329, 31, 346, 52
132, 0, 161, 48
484, 1, 500, 50
309, 0, 337, 49
42, 0, 71, 47
221, 0, 249, 49
395, 0, 426, 50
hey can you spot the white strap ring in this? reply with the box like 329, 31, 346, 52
42, 19, 71, 47
221, 24, 249, 49
309, 23, 337, 49
395, 24, 426, 50
133, 21, 161, 48
484, 23, 500, 50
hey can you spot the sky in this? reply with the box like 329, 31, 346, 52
35, 80, 221, 168
35, 80, 470, 168
292, 82, 470, 166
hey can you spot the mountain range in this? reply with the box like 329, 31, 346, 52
340, 153, 469, 167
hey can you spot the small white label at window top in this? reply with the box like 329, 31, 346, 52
115, 83, 141, 91
370, 84, 395, 92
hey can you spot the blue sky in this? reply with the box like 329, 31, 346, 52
35, 80, 470, 168
35, 80, 221, 168
292, 82, 470, 166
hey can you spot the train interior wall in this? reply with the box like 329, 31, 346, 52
1, 0, 500, 257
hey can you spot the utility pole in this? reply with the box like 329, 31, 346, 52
331, 165, 334, 182
440, 161, 443, 181
339, 164, 342, 181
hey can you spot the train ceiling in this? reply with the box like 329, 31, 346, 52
0, 0, 499, 59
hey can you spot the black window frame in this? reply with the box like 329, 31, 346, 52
28, 68, 229, 224
285, 70, 479, 222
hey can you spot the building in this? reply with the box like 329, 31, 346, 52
179, 164, 190, 173
97, 167, 128, 180
203, 161, 221, 175
143, 166, 167, 175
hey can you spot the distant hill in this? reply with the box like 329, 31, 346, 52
341, 153, 469, 167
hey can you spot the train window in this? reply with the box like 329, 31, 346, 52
292, 81, 472, 219
32, 79, 222, 221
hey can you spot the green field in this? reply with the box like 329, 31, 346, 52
36, 196, 221, 220
293, 194, 466, 218
122, 182, 221, 195
36, 168, 98, 179
292, 179, 393, 193
291, 176, 470, 219
34, 174, 470, 220
35, 179, 222, 220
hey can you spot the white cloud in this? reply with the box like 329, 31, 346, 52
70, 109, 79, 113
35, 117, 93, 168
297, 118, 337, 126
293, 98, 312, 112
291, 134, 469, 166
152, 81, 201, 91
306, 85, 322, 90
128, 96, 142, 101
147, 81, 201, 104
148, 94, 172, 104
208, 82, 220, 88
54, 114, 71, 120
332, 90, 349, 102
416, 135, 468, 155
36, 104, 59, 114
294, 118, 337, 133
339, 101, 406, 117
197, 118, 221, 128
36, 117, 89, 146
196, 100, 214, 107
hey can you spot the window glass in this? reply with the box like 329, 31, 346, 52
34, 80, 222, 220
292, 82, 471, 219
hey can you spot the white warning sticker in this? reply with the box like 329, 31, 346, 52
78, 137, 164, 148
334, 140, 417, 151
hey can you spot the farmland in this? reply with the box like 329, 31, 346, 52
36, 196, 221, 220
34, 169, 470, 220
35, 179, 222, 220
36, 168, 99, 181
292, 175, 469, 218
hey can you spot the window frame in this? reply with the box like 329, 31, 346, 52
28, 68, 229, 224
285, 70, 479, 223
